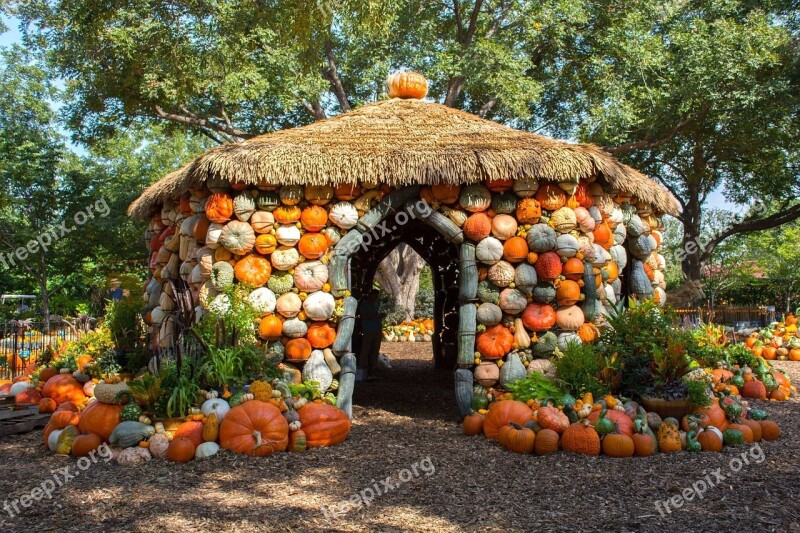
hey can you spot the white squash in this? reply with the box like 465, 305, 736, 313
195, 441, 220, 459
302, 350, 333, 393
201, 398, 231, 421
303, 291, 335, 321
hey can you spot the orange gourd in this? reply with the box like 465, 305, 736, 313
386, 71, 428, 99
306, 322, 337, 349
534, 251, 562, 282
482, 400, 533, 440
485, 178, 513, 193
166, 437, 196, 462
556, 280, 582, 306
254, 234, 278, 255
503, 237, 529, 263
561, 422, 601, 455
42, 374, 87, 405
234, 254, 272, 286
535, 183, 566, 211
521, 303, 556, 332
300, 206, 328, 232
174, 420, 205, 448
516, 198, 541, 224
274, 205, 302, 224
50, 410, 81, 429
285, 338, 312, 361
536, 406, 570, 434
71, 432, 103, 457
462, 413, 484, 436
431, 184, 461, 204
533, 428, 560, 455
298, 233, 329, 260
464, 213, 492, 241
219, 400, 289, 456
562, 257, 585, 281
258, 315, 283, 340
78, 401, 123, 442
593, 222, 613, 250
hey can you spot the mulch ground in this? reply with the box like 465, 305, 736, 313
0, 344, 798, 532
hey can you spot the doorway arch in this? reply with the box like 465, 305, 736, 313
327, 186, 475, 418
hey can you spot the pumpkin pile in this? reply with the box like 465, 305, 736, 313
37, 370, 351, 464
382, 319, 434, 342
744, 314, 800, 361
464, 393, 781, 457
443, 178, 666, 389
711, 361, 795, 401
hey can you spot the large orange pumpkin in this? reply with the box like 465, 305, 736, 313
71, 432, 103, 457
476, 324, 514, 359
285, 338, 312, 361
78, 401, 123, 442
535, 183, 566, 211
306, 322, 337, 349
50, 410, 81, 429
220, 400, 288, 456
16, 388, 42, 405
298, 233, 329, 260
464, 213, 492, 242
562, 257, 585, 281
503, 237, 529, 263
516, 198, 541, 224
42, 374, 87, 405
521, 303, 556, 332
386, 71, 428, 99
300, 205, 329, 232
297, 403, 351, 447
38, 367, 59, 383
234, 254, 272, 286
483, 400, 533, 440
205, 192, 234, 223
431, 184, 461, 204
556, 280, 582, 306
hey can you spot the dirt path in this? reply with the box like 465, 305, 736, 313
0, 344, 798, 532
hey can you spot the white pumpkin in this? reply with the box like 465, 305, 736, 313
294, 261, 329, 292
201, 398, 231, 421
303, 291, 335, 321
558, 332, 582, 350
329, 202, 359, 229
322, 226, 341, 245
248, 287, 277, 314
476, 303, 502, 326
514, 263, 537, 295
555, 234, 580, 258
276, 292, 303, 318
302, 350, 333, 393
117, 447, 152, 466
476, 236, 504, 265
250, 211, 275, 233
271, 246, 300, 271
9, 381, 33, 396
205, 223, 224, 249
276, 224, 301, 246
195, 441, 220, 459
498, 288, 527, 315
282, 317, 308, 338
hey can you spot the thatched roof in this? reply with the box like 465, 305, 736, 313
129, 98, 680, 218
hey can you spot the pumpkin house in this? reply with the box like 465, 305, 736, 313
128, 74, 680, 418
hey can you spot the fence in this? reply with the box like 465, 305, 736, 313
674, 307, 777, 329
0, 320, 87, 380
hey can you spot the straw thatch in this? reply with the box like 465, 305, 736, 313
129, 98, 680, 218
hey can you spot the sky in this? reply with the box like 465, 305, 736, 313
0, 13, 738, 211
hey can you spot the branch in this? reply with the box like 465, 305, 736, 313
603, 117, 688, 155
463, 0, 485, 45
699, 204, 800, 265
478, 97, 498, 118
152, 105, 254, 139
300, 98, 327, 120
323, 41, 351, 112
453, 0, 464, 43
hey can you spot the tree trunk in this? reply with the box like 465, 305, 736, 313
374, 244, 425, 322
39, 254, 50, 333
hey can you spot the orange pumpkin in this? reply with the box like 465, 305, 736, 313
334, 183, 362, 201
234, 254, 272, 286
298, 233, 329, 260
562, 257, 585, 281
16, 388, 42, 405
297, 403, 351, 447
219, 400, 289, 455
485, 178, 513, 192
482, 400, 533, 440
174, 420, 205, 447
537, 406, 570, 434
593, 222, 613, 250
50, 410, 81, 429
535, 183, 566, 211
561, 422, 601, 455
574, 180, 594, 208
521, 303, 556, 332
503, 237, 529, 263
464, 213, 492, 242
273, 205, 302, 224
259, 315, 283, 340
166, 437, 196, 462
42, 374, 87, 405
556, 280, 582, 306
693, 400, 728, 432
476, 324, 514, 359
254, 234, 278, 255
38, 367, 59, 383
587, 408, 633, 437
205, 192, 234, 223
516, 198, 541, 224
306, 322, 337, 349
193, 215, 211, 243
71, 432, 103, 457
462, 413, 484, 436
761, 346, 777, 360
78, 401, 123, 442
386, 71, 428, 99
576, 322, 599, 343
38, 398, 58, 414
285, 338, 312, 361
300, 206, 328, 232
431, 184, 461, 204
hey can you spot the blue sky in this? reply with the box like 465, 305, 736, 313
0, 13, 737, 211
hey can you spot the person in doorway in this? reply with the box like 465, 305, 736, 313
357, 289, 385, 381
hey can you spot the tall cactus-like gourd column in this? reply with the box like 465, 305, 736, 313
456, 241, 478, 416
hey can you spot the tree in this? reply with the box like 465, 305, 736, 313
535, 1, 800, 287
742, 223, 800, 313
0, 45, 63, 323
374, 244, 426, 322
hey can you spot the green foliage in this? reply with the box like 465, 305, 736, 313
553, 342, 609, 398
504, 371, 564, 403
103, 294, 147, 352
685, 379, 712, 408
126, 370, 168, 413
54, 327, 115, 373
289, 381, 324, 401
194, 285, 259, 348
198, 345, 269, 389
166, 374, 200, 419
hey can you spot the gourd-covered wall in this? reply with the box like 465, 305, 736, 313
142, 175, 667, 416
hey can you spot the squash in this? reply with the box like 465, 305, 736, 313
302, 350, 334, 393
249, 287, 277, 314
195, 441, 220, 459
473, 362, 500, 387
498, 422, 536, 454
282, 317, 308, 338
220, 400, 289, 455
476, 324, 513, 359
303, 291, 335, 321
488, 261, 516, 288
534, 251, 562, 282
71, 432, 103, 457
109, 421, 156, 449
657, 418, 682, 453
499, 353, 526, 388
386, 71, 428, 99
234, 254, 272, 286
166, 437, 196, 462
561, 421, 600, 455
483, 400, 533, 440
329, 202, 359, 229
306, 322, 337, 349
53, 424, 80, 455
459, 184, 492, 213
148, 433, 170, 459
475, 236, 504, 265
219, 220, 256, 254
522, 303, 556, 332
294, 261, 329, 292
464, 212, 492, 242
513, 318, 531, 349
174, 420, 205, 447
202, 413, 219, 442
117, 446, 152, 466
42, 374, 87, 405
78, 401, 123, 442
476, 303, 503, 326
297, 403, 351, 447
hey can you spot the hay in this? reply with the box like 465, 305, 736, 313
129, 99, 680, 218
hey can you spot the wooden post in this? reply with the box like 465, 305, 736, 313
337, 352, 358, 419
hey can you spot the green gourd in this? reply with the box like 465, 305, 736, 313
121, 403, 143, 422
594, 408, 614, 435
686, 430, 701, 452
109, 421, 156, 448
499, 353, 526, 388
723, 428, 745, 445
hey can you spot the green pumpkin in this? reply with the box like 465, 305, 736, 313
562, 404, 579, 423
723, 400, 743, 420
747, 408, 768, 421
499, 353, 527, 388
121, 403, 143, 422
594, 408, 614, 435
491, 192, 517, 214
228, 391, 245, 407
526, 223, 557, 252
723, 428, 745, 446
459, 184, 492, 213
471, 395, 489, 411
109, 421, 156, 448
532, 283, 556, 303
256, 191, 280, 211
533, 331, 558, 358
731, 373, 745, 388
